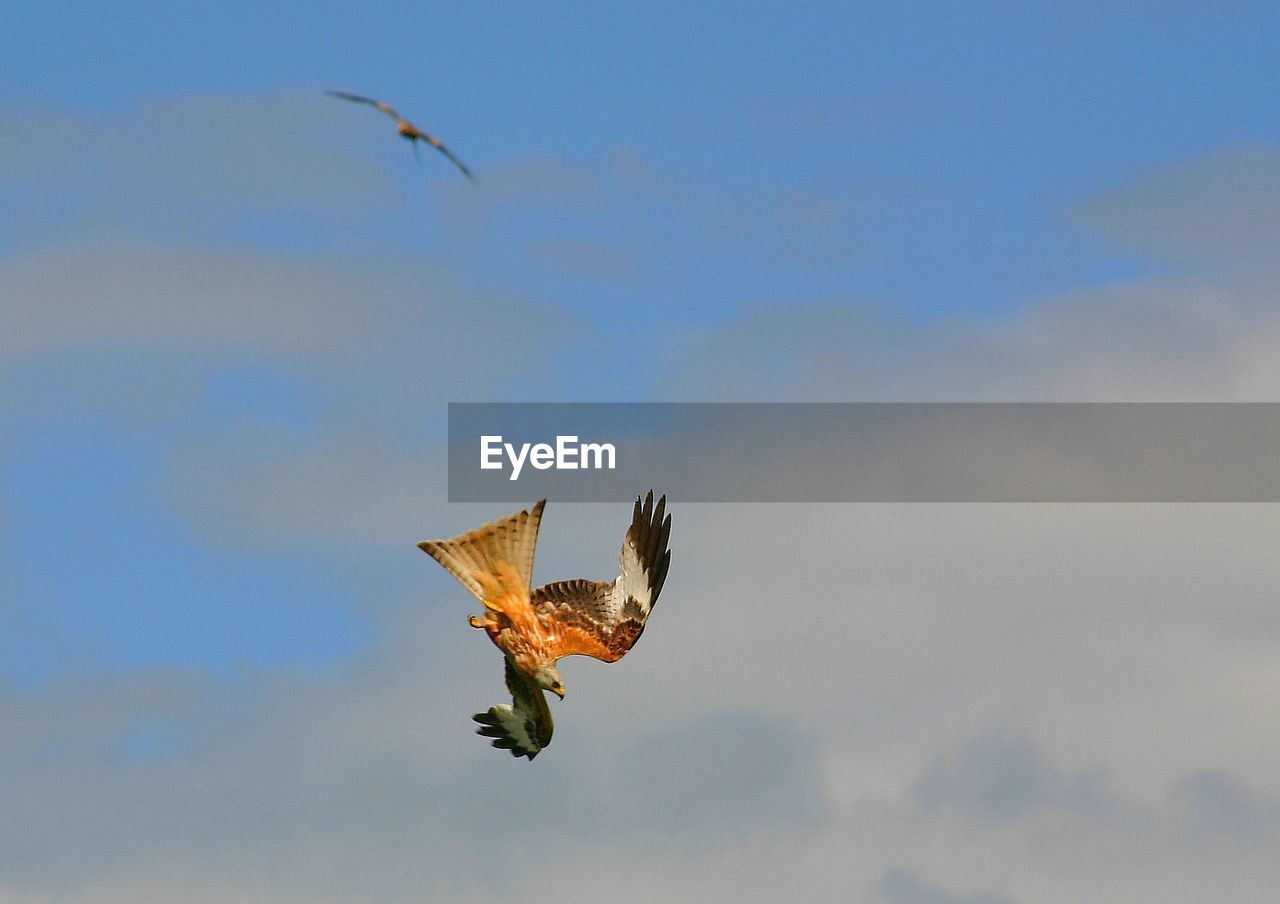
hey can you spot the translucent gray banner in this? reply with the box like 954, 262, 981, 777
447, 403, 1280, 502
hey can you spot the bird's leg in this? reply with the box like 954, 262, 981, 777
412, 138, 421, 164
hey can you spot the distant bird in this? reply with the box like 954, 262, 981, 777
419, 492, 672, 760
325, 90, 475, 181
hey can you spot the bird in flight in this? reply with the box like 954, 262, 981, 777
325, 90, 475, 181
419, 492, 672, 760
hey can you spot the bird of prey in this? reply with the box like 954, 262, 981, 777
325, 90, 475, 181
419, 492, 671, 760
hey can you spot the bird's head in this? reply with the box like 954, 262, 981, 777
534, 665, 565, 699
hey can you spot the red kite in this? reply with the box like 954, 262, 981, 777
419, 492, 672, 759
326, 90, 475, 180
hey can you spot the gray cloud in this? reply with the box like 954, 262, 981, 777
915, 732, 1117, 824
0, 647, 827, 902
612, 711, 829, 836
1074, 145, 1280, 274
6, 125, 1280, 903
1172, 771, 1280, 843
0, 92, 398, 243
650, 146, 1280, 406
881, 868, 1014, 904
6, 501, 1280, 900
0, 241, 585, 445
657, 278, 1280, 403
0, 241, 570, 373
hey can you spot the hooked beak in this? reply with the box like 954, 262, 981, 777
551, 686, 565, 700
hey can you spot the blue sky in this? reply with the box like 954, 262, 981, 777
8, 2, 1278, 324
4, 5, 1280, 901
2, 0, 1276, 705
1, 0, 1275, 711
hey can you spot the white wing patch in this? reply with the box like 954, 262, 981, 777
615, 536, 653, 617
529, 492, 671, 663
612, 490, 670, 618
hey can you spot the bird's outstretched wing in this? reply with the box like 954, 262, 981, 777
419, 133, 475, 181
532, 491, 671, 663
418, 500, 546, 602
324, 90, 403, 121
473, 657, 554, 759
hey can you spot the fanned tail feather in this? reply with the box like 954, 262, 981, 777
418, 500, 546, 602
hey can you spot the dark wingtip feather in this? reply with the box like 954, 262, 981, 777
629, 491, 671, 605
652, 548, 671, 601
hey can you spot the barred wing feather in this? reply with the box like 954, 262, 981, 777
532, 492, 671, 662
417, 500, 546, 601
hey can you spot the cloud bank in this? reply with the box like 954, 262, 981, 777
3, 95, 1280, 902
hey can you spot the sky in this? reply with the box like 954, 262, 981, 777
3, 3, 1280, 902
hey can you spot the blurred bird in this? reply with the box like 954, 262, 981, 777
325, 90, 475, 181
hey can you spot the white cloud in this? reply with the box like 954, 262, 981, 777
1073, 145, 1280, 274
6, 125, 1280, 901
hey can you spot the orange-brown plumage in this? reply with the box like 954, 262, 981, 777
472, 562, 550, 678
418, 493, 672, 759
